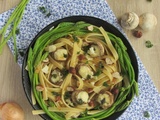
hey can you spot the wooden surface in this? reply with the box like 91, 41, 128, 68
0, 0, 159, 120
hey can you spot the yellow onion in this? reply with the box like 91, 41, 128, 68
0, 102, 24, 120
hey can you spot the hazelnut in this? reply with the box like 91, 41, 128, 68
78, 54, 86, 61
36, 85, 44, 91
133, 31, 142, 38
111, 88, 119, 95
87, 88, 93, 93
69, 67, 76, 74
67, 86, 75, 91
88, 100, 95, 107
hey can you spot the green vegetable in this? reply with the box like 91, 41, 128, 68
63, 53, 68, 58
15, 28, 20, 35
18, 48, 26, 57
61, 68, 69, 78
0, 0, 29, 61
64, 91, 72, 99
80, 108, 88, 117
38, 6, 51, 18
145, 40, 153, 48
103, 82, 108, 87
72, 35, 79, 42
94, 62, 104, 76
52, 74, 57, 78
143, 111, 150, 118
77, 51, 80, 54
77, 99, 84, 105
100, 98, 106, 104
94, 69, 102, 76
46, 12, 51, 17
147, 0, 152, 2
38, 6, 47, 14
27, 21, 138, 120
52, 92, 60, 96
82, 45, 90, 54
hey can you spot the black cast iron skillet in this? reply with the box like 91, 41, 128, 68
22, 16, 139, 120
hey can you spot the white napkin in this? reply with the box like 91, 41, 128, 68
0, 0, 160, 119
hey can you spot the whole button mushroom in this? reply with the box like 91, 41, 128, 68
71, 90, 89, 105
87, 42, 104, 57
139, 13, 157, 31
97, 91, 114, 109
120, 12, 139, 30
78, 65, 93, 80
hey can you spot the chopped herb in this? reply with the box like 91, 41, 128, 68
52, 74, 57, 78
52, 92, 60, 96
46, 12, 51, 17
94, 104, 101, 110
94, 69, 102, 76
77, 51, 80, 54
84, 108, 88, 114
61, 68, 69, 77
64, 91, 72, 99
73, 35, 79, 42
94, 62, 104, 76
98, 62, 104, 69
77, 99, 84, 105
145, 40, 153, 48
80, 108, 88, 117
101, 98, 106, 104
38, 6, 52, 17
18, 49, 26, 57
38, 6, 47, 13
85, 60, 89, 64
103, 82, 108, 87
63, 53, 68, 58
15, 28, 20, 35
48, 100, 55, 107
83, 46, 90, 53
93, 47, 96, 51
87, 74, 91, 79
144, 111, 150, 118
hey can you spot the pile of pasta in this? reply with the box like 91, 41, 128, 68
27, 21, 138, 120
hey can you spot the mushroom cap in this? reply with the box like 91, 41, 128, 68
121, 12, 139, 30
71, 90, 89, 105
87, 42, 104, 57
139, 13, 157, 31
97, 91, 114, 109
77, 64, 93, 80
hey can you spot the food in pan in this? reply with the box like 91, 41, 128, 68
26, 21, 138, 120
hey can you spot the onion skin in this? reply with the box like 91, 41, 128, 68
0, 102, 24, 120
